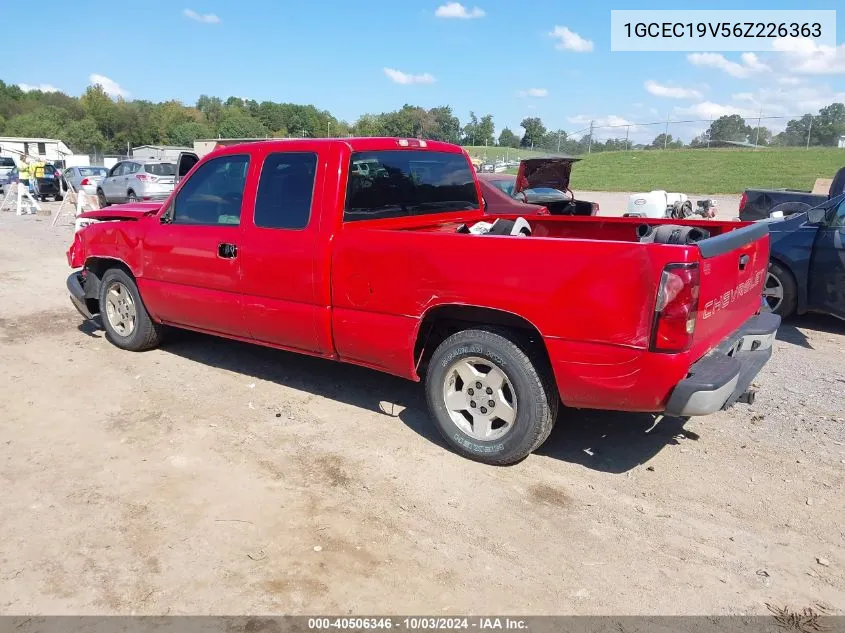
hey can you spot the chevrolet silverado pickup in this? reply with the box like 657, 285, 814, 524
66, 138, 780, 465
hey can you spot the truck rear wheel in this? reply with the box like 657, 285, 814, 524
98, 268, 163, 351
425, 328, 558, 465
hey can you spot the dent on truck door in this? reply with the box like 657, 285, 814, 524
808, 198, 845, 318
237, 147, 329, 353
140, 154, 251, 335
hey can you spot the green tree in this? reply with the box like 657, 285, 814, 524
462, 111, 479, 145
354, 114, 384, 136
707, 115, 752, 144
812, 103, 845, 146
428, 106, 461, 143
218, 111, 267, 138
3, 106, 70, 138
476, 114, 495, 146
64, 117, 106, 153
749, 126, 772, 146
498, 127, 520, 148
170, 121, 214, 146
80, 84, 119, 140
197, 95, 223, 127
520, 117, 546, 148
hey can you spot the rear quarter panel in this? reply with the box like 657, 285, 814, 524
330, 227, 690, 409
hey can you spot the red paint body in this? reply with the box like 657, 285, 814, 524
67, 138, 770, 413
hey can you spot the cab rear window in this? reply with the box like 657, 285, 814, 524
344, 150, 478, 222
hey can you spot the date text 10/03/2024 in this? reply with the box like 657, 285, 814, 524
307, 618, 528, 630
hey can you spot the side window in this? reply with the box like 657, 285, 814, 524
127, 162, 141, 174
172, 154, 250, 226
831, 198, 845, 228
108, 163, 122, 177
254, 152, 317, 230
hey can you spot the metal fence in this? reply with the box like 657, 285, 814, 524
556, 113, 845, 154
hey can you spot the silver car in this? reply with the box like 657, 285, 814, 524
97, 159, 176, 206
62, 166, 109, 196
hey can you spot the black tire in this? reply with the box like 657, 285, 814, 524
425, 328, 558, 465
97, 189, 109, 207
127, 190, 138, 202
766, 261, 797, 318
98, 268, 163, 351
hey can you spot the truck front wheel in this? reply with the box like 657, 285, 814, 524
98, 268, 163, 351
425, 329, 558, 465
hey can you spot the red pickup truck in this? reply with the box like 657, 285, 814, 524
66, 138, 779, 465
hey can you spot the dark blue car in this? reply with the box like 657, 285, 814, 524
764, 193, 845, 320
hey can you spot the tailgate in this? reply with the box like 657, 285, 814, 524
692, 222, 770, 357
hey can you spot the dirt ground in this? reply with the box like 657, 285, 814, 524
0, 204, 843, 616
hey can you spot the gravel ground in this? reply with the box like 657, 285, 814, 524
0, 203, 843, 616
577, 191, 742, 219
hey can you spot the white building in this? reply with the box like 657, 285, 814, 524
131, 145, 192, 161
838, 135, 845, 149
0, 137, 74, 163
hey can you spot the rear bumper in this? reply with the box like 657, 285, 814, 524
664, 311, 780, 417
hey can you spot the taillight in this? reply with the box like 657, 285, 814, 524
738, 192, 748, 212
80, 178, 90, 186
591, 202, 600, 215
650, 263, 700, 353
136, 173, 157, 182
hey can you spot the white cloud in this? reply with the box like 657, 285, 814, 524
549, 26, 593, 53
567, 114, 635, 134
88, 74, 128, 98
434, 2, 485, 19
383, 68, 435, 85
674, 101, 759, 120
17, 83, 58, 93
777, 76, 803, 86
687, 52, 770, 78
183, 8, 221, 24
517, 88, 548, 97
772, 38, 845, 75
644, 80, 702, 100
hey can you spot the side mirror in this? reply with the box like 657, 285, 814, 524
807, 207, 826, 225
481, 196, 488, 212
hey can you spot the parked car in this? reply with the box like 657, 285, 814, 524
0, 156, 17, 195
478, 158, 598, 216
739, 166, 845, 222
63, 166, 110, 196
762, 193, 845, 320
33, 163, 62, 201
96, 159, 176, 206
477, 173, 550, 215
66, 137, 779, 465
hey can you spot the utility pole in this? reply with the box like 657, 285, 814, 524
663, 112, 670, 149
587, 120, 594, 154
327, 121, 331, 138
707, 120, 712, 149
806, 116, 813, 149
557, 131, 562, 153
625, 125, 630, 151
754, 104, 763, 148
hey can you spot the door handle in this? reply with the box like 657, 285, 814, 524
218, 242, 238, 259
739, 254, 750, 270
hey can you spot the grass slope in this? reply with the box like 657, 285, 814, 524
464, 146, 845, 194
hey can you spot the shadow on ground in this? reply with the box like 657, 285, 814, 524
775, 313, 845, 350
152, 329, 693, 473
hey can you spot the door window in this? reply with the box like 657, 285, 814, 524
108, 163, 123, 177
829, 197, 845, 228
172, 154, 250, 226
254, 152, 318, 229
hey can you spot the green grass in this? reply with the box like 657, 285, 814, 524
464, 146, 845, 194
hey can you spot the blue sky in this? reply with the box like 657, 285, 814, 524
4, 0, 845, 143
